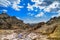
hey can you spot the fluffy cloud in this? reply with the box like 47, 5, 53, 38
27, 3, 34, 11
29, 0, 60, 12
44, 1, 60, 12
27, 13, 34, 16
12, 2, 23, 11
35, 12, 44, 17
31, 0, 44, 3
27, 0, 60, 18
27, 0, 45, 10
0, 0, 11, 7
0, 0, 23, 11
27, 0, 52, 10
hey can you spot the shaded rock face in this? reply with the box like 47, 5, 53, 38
0, 13, 30, 30
31, 22, 45, 31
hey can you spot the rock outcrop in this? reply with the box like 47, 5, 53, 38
0, 13, 30, 30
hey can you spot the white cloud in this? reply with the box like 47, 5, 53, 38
27, 0, 60, 18
28, 13, 34, 16
31, 0, 60, 12
11, 0, 24, 11
0, 0, 11, 7
2, 9, 7, 12
44, 1, 60, 12
27, 0, 48, 11
35, 12, 44, 17
0, 0, 24, 11
12, 2, 23, 11
24, 18, 47, 23
51, 13, 60, 18
27, 0, 45, 11
0, 9, 7, 13
51, 10, 60, 18
16, 17, 21, 19
58, 10, 60, 13
27, 0, 60, 12
27, 3, 34, 11
27, 0, 46, 10
23, 18, 33, 23
24, 18, 39, 23
31, 0, 44, 3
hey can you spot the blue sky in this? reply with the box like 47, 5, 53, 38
0, 0, 60, 23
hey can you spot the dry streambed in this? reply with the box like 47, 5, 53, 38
0, 30, 50, 40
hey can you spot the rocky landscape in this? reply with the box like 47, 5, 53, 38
0, 12, 60, 40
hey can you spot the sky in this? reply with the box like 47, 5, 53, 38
0, 0, 60, 23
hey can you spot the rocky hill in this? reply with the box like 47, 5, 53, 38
32, 17, 60, 40
0, 13, 30, 30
